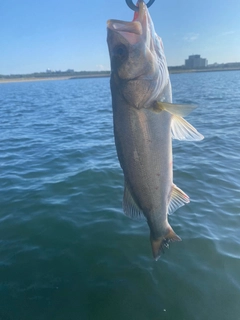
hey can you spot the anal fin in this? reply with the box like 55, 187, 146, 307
168, 184, 190, 215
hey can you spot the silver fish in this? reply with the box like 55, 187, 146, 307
107, 0, 203, 260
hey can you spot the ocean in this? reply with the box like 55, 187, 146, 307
0, 70, 239, 320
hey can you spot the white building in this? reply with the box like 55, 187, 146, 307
185, 55, 208, 68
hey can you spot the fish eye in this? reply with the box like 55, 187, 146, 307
113, 45, 127, 60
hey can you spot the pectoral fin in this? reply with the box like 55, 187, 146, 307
153, 101, 197, 117
152, 101, 204, 141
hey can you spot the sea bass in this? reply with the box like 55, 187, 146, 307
107, 0, 203, 260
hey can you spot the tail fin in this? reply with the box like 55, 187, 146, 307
150, 227, 181, 261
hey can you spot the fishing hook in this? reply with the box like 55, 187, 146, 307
125, 0, 155, 11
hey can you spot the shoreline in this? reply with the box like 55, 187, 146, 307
169, 67, 240, 74
0, 74, 110, 84
0, 76, 71, 84
1, 67, 240, 84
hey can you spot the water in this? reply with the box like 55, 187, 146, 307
0, 71, 239, 320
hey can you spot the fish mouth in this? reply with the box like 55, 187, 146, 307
107, 1, 147, 45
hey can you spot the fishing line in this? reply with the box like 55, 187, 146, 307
125, 0, 155, 11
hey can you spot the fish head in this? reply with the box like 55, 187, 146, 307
107, 0, 170, 108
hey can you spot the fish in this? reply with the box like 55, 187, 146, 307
107, 0, 203, 260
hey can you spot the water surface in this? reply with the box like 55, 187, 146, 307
0, 71, 240, 320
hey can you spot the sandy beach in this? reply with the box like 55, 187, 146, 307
0, 73, 112, 84
0, 76, 72, 84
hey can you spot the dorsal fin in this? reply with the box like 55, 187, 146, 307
123, 181, 145, 220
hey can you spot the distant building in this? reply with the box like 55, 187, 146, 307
185, 55, 208, 69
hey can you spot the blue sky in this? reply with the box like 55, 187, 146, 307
1, 0, 240, 74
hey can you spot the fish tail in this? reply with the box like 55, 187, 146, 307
150, 227, 181, 261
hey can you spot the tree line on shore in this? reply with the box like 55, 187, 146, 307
1, 62, 240, 79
